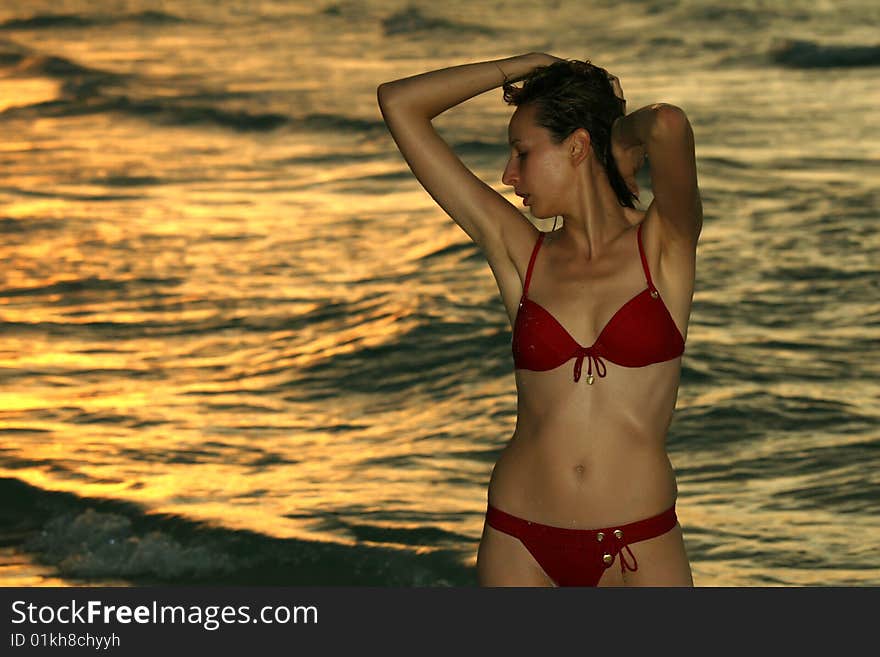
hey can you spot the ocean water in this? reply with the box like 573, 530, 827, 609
0, 0, 878, 587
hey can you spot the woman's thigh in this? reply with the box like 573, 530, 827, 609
622, 523, 693, 587
476, 523, 554, 587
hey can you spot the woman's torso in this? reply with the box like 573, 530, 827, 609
488, 207, 697, 528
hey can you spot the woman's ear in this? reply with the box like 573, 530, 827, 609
568, 128, 591, 166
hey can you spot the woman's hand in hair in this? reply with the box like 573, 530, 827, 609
606, 73, 626, 106
610, 114, 646, 197
531, 52, 566, 67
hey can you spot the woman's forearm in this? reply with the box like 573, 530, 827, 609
613, 103, 666, 149
611, 103, 693, 170
611, 103, 687, 151
377, 52, 552, 120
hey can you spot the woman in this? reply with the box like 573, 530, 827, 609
377, 52, 701, 587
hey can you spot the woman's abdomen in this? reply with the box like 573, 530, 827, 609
487, 421, 678, 528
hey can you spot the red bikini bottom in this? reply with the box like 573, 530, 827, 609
485, 503, 678, 586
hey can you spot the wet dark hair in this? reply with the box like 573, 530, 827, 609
502, 60, 637, 209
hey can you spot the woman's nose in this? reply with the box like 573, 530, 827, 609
502, 159, 517, 186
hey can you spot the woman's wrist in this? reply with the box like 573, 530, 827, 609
495, 52, 558, 85
533, 52, 565, 67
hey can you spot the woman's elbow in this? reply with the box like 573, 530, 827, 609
376, 82, 401, 110
651, 104, 690, 140
376, 82, 389, 104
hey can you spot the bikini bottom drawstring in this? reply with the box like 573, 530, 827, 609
597, 532, 639, 576
618, 544, 638, 575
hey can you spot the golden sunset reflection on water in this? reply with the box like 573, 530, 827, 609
1, 1, 879, 587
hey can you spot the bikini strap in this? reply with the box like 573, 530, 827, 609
522, 231, 545, 299
636, 222, 656, 291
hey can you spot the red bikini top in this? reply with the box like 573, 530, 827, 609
512, 223, 685, 384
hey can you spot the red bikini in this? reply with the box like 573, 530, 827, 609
486, 223, 685, 586
512, 222, 685, 384
485, 504, 678, 586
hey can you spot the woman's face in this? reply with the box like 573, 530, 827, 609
502, 103, 573, 219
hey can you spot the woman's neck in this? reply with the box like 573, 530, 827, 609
559, 164, 631, 262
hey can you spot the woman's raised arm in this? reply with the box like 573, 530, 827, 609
376, 54, 555, 259
377, 52, 555, 119
612, 104, 703, 248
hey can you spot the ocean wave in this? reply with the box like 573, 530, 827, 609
0, 217, 66, 234
277, 152, 384, 166
381, 6, 496, 37
675, 390, 865, 450
1, 477, 470, 585
0, 47, 383, 135
286, 318, 508, 397
297, 113, 387, 134
2, 94, 289, 131
0, 77, 380, 135
770, 39, 880, 68
0, 50, 124, 84
0, 183, 144, 202
767, 468, 878, 515
0, 48, 290, 132
88, 174, 163, 187
452, 140, 507, 156
773, 265, 875, 283
0, 11, 186, 31
0, 276, 132, 299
